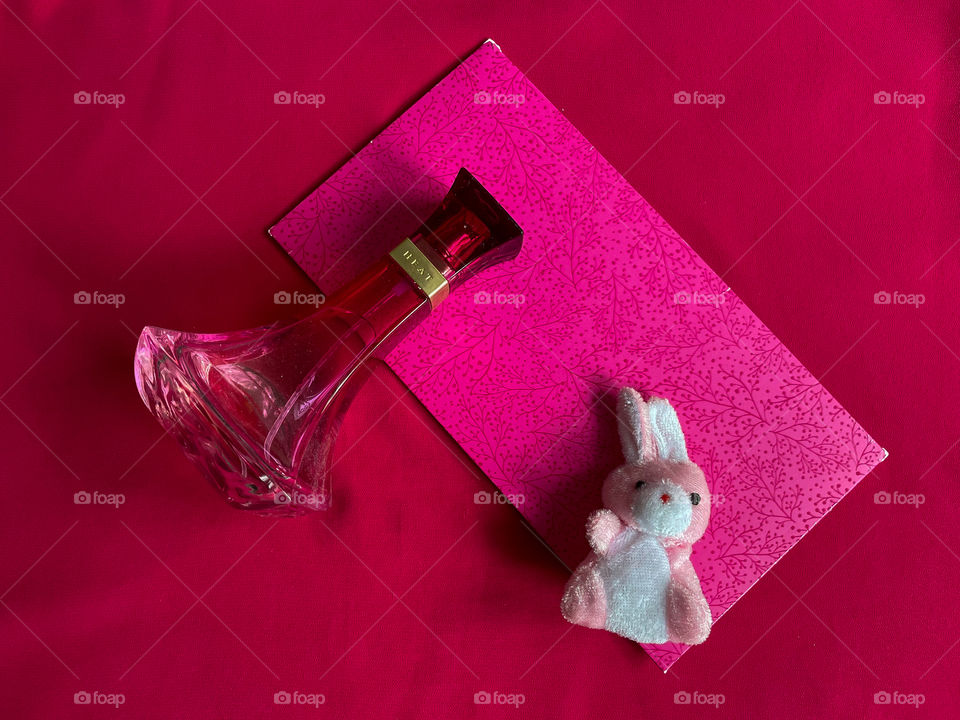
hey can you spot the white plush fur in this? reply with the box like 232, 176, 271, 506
601, 528, 670, 643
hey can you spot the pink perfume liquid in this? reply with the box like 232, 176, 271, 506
135, 169, 522, 514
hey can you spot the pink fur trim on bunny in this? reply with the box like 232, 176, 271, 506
561, 388, 712, 646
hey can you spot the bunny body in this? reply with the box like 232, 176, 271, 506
600, 528, 671, 642
561, 389, 712, 646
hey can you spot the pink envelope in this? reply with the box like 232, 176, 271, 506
268, 39, 885, 671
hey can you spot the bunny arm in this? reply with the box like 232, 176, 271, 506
585, 509, 623, 556
664, 546, 712, 645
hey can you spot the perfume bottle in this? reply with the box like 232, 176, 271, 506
135, 169, 522, 515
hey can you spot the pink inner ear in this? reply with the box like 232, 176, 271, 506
637, 400, 658, 462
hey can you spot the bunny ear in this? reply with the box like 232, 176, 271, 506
647, 397, 688, 462
616, 387, 657, 464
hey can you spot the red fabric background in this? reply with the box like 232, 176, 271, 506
1, 2, 958, 717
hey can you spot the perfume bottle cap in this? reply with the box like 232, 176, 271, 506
408, 168, 523, 294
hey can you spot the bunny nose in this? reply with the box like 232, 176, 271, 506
660, 493, 671, 504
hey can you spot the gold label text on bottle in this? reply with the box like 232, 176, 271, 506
389, 238, 450, 308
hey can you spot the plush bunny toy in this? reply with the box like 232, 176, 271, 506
561, 388, 712, 645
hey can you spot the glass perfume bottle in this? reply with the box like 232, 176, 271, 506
135, 169, 522, 515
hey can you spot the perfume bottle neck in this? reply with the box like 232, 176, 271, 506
323, 249, 432, 359
325, 218, 502, 357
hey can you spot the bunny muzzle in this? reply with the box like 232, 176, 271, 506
631, 477, 694, 538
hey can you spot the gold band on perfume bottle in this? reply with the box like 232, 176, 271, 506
389, 238, 450, 308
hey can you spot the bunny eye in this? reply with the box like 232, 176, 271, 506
635, 480, 645, 489
690, 493, 701, 505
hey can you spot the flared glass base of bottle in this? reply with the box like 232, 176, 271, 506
134, 325, 329, 515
